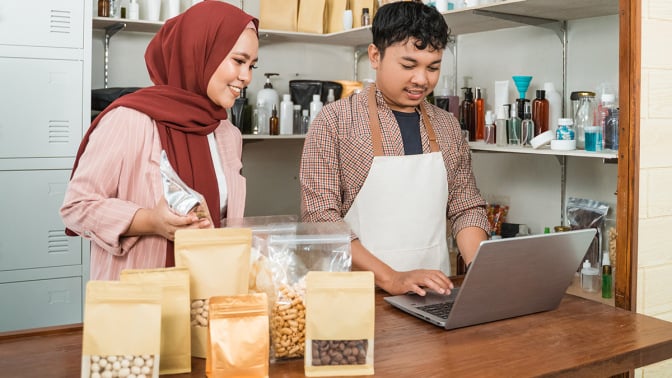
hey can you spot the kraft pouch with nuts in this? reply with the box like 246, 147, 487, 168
206, 293, 269, 378
120, 267, 191, 375
304, 271, 375, 376
266, 222, 352, 361
175, 228, 252, 359
81, 280, 162, 378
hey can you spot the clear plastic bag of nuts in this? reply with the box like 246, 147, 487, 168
266, 222, 352, 361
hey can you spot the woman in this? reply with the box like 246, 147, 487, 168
61, 1, 259, 280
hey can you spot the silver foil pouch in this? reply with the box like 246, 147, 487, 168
160, 150, 203, 216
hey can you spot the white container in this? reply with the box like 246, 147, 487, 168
309, 94, 323, 125
580, 260, 600, 293
280, 94, 294, 135
144, 0, 161, 21
543, 82, 562, 137
128, 0, 140, 20
343, 10, 353, 30
435, 0, 450, 12
162, 0, 180, 20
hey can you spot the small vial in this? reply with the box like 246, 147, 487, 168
361, 7, 371, 27
269, 104, 279, 135
301, 109, 310, 134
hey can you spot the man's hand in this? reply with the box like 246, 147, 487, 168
379, 269, 454, 296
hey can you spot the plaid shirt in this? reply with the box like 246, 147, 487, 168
300, 84, 489, 238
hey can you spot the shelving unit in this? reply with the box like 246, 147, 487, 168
469, 142, 618, 160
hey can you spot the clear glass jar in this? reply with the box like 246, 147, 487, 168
573, 91, 596, 149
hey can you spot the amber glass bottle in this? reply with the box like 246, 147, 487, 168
474, 87, 485, 140
269, 105, 279, 135
460, 87, 475, 141
532, 89, 549, 136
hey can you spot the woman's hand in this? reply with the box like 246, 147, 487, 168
125, 198, 212, 241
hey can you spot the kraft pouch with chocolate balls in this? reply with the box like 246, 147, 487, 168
175, 228, 252, 359
266, 222, 352, 361
160, 149, 211, 221
120, 267, 191, 375
206, 293, 269, 378
304, 271, 375, 376
81, 281, 162, 378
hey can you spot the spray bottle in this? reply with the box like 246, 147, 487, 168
256, 73, 280, 133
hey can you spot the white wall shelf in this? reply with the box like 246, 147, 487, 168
243, 134, 306, 140
469, 141, 618, 160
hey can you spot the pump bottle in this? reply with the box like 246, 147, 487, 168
256, 73, 280, 132
231, 87, 252, 134
521, 102, 534, 146
434, 75, 459, 119
280, 94, 294, 135
460, 87, 475, 141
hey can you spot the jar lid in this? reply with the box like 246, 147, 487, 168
576, 91, 596, 98
558, 118, 574, 126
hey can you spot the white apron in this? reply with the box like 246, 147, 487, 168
344, 85, 450, 274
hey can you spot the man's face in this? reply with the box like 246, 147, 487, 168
369, 38, 443, 112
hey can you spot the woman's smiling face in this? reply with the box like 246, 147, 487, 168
206, 28, 259, 109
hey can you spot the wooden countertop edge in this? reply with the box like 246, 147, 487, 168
0, 323, 83, 341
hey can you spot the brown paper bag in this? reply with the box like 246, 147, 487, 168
298, 0, 327, 34
206, 293, 269, 378
326, 0, 348, 33
259, 0, 299, 32
351, 0, 378, 28
175, 228, 252, 359
304, 271, 375, 376
81, 281, 162, 378
120, 267, 191, 375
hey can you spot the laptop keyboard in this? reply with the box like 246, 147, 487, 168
418, 301, 454, 320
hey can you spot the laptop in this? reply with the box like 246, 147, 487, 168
384, 228, 597, 330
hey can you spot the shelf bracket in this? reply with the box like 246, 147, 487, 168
103, 22, 126, 88
353, 46, 368, 81
556, 155, 567, 225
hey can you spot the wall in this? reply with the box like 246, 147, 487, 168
635, 0, 672, 375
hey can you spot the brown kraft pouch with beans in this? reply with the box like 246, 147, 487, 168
206, 293, 269, 378
304, 271, 375, 376
259, 0, 298, 31
175, 228, 252, 359
81, 280, 162, 378
120, 267, 191, 375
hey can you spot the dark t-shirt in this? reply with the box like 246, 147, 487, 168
393, 110, 422, 155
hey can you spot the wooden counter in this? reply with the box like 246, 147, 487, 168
3, 291, 672, 377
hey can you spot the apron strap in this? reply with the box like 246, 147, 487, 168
367, 84, 440, 156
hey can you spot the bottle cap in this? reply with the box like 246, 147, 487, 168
496, 105, 507, 120
283, 94, 291, 101
558, 118, 574, 126
583, 260, 591, 269
530, 130, 553, 149
602, 252, 611, 266
312, 94, 321, 102
601, 93, 616, 103
485, 110, 495, 124
536, 89, 546, 99
302, 109, 309, 116
293, 104, 301, 110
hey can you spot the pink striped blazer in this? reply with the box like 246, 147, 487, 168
60, 107, 246, 280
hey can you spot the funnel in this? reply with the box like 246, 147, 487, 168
512, 75, 533, 99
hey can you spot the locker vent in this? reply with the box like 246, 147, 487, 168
50, 10, 72, 35
48, 230, 70, 254
49, 120, 70, 144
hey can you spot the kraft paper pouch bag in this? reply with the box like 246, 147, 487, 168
326, 0, 348, 33
206, 293, 270, 378
81, 281, 162, 378
175, 228, 252, 359
266, 222, 352, 361
298, 0, 327, 34
120, 267, 191, 375
304, 272, 375, 376
259, 0, 298, 32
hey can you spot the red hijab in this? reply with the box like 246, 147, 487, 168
67, 1, 258, 264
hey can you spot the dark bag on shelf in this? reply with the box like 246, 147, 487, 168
91, 87, 142, 111
290, 80, 343, 111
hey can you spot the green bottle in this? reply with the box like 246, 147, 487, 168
602, 252, 612, 299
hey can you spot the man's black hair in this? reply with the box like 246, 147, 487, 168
371, 1, 450, 57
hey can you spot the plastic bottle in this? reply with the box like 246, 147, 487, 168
255, 99, 269, 135
495, 105, 508, 146
326, 88, 336, 104
256, 73, 280, 131
98, 0, 110, 16
280, 94, 294, 135
543, 82, 562, 136
269, 105, 279, 135
231, 87, 252, 133
581, 260, 600, 293
434, 75, 459, 119
460, 87, 475, 141
475, 87, 485, 141
605, 107, 619, 150
361, 7, 371, 27
128, 0, 139, 20
574, 91, 596, 149
601, 252, 613, 299
301, 109, 310, 134
532, 89, 549, 136
508, 102, 521, 145
292, 105, 302, 134
597, 93, 617, 149
556, 118, 575, 140
309, 94, 323, 125
521, 102, 534, 146
484, 110, 496, 144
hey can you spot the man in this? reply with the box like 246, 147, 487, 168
299, 1, 489, 296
